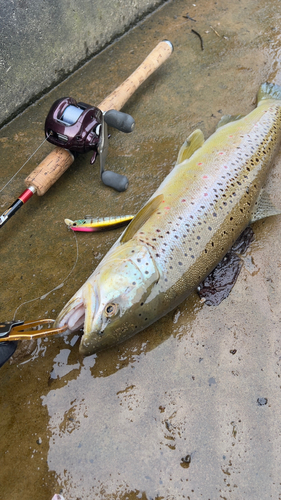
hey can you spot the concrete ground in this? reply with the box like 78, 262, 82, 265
1, 0, 281, 498
0, 0, 166, 127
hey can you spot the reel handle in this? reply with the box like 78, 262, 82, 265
24, 40, 173, 195
104, 110, 135, 133
101, 171, 129, 192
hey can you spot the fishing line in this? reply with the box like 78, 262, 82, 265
13, 230, 79, 320
0, 134, 50, 194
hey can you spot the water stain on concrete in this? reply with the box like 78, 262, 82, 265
1, 0, 281, 499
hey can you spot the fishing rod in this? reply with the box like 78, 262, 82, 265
0, 40, 173, 228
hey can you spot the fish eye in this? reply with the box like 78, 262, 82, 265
104, 303, 118, 317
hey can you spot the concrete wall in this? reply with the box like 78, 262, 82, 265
0, 0, 166, 127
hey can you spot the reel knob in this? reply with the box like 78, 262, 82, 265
104, 110, 135, 133
101, 171, 129, 192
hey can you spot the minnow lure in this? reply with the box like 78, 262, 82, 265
64, 215, 134, 232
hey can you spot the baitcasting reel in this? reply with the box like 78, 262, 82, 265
45, 97, 135, 192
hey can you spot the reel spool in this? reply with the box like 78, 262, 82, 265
45, 97, 135, 191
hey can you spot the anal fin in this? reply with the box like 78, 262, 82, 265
176, 129, 204, 164
216, 114, 245, 129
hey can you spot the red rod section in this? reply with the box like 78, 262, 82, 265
0, 187, 36, 227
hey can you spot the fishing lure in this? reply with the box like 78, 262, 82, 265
64, 215, 134, 232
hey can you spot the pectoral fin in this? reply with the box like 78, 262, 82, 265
176, 129, 204, 164
120, 194, 164, 243
250, 189, 281, 223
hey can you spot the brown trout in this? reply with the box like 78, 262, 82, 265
55, 82, 281, 355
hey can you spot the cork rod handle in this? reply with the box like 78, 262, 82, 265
25, 40, 173, 196
98, 40, 173, 112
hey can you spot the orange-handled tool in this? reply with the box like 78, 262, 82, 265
0, 319, 67, 342
0, 40, 173, 228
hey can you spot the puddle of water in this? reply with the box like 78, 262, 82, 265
1, 0, 281, 498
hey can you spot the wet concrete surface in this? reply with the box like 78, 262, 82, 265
0, 0, 166, 127
1, 0, 281, 498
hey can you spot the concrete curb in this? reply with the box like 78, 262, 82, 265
0, 0, 167, 127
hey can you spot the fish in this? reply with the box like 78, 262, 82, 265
64, 214, 134, 232
55, 82, 281, 356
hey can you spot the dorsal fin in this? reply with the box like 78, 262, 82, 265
176, 129, 204, 164
250, 189, 281, 223
216, 114, 245, 129
120, 194, 164, 244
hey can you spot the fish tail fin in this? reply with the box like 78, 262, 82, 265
257, 82, 281, 104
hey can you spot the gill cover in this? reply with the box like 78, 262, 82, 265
80, 240, 160, 355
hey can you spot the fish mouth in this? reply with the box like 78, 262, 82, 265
55, 296, 100, 356
55, 282, 100, 354
55, 296, 85, 333
66, 303, 85, 331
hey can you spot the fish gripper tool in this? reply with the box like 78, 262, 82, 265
0, 319, 67, 341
